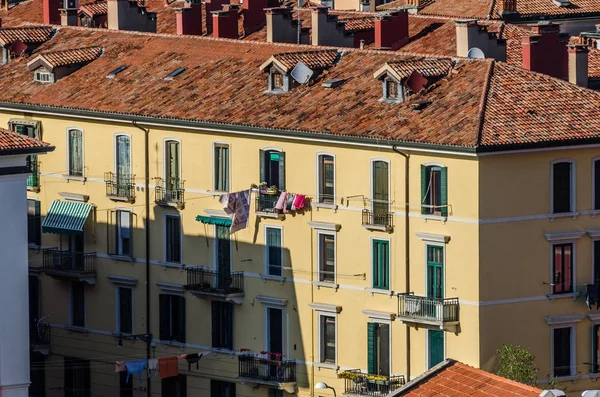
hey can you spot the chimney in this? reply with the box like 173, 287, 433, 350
176, 0, 203, 35
60, 8, 78, 25
205, 0, 229, 33
265, 7, 295, 43
374, 10, 408, 50
522, 21, 569, 80
212, 4, 239, 39
241, 0, 269, 34
568, 44, 588, 87
43, 0, 61, 24
498, 0, 519, 19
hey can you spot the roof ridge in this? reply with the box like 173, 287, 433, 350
452, 361, 542, 393
475, 59, 494, 147
40, 45, 103, 54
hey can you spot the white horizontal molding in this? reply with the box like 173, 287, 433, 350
106, 275, 137, 287
544, 231, 585, 242
545, 314, 585, 325
587, 229, 600, 239
58, 192, 89, 202
155, 282, 185, 295
361, 310, 396, 320
255, 295, 288, 307
203, 209, 232, 218
309, 302, 342, 313
588, 312, 600, 322
307, 221, 341, 232
415, 232, 450, 243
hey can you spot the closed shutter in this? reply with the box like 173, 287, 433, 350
159, 294, 169, 341
226, 303, 233, 350
116, 135, 130, 183
211, 301, 219, 347
278, 151, 286, 190
421, 165, 427, 214
259, 149, 265, 184
367, 322, 377, 375
177, 296, 186, 343
440, 167, 448, 217
107, 210, 117, 255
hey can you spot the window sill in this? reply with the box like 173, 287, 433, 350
420, 214, 448, 224
63, 175, 86, 183
108, 254, 135, 263
315, 362, 339, 370
362, 224, 393, 233
259, 273, 286, 284
161, 262, 185, 271
158, 339, 186, 350
313, 203, 338, 211
256, 211, 284, 219
206, 190, 228, 197
549, 212, 578, 221
65, 326, 89, 335
365, 287, 394, 296
27, 186, 40, 193
547, 292, 580, 302
313, 281, 339, 291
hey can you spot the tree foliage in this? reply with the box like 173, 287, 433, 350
496, 343, 539, 386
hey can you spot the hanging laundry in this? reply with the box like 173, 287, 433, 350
275, 191, 287, 211
220, 190, 251, 234
185, 353, 201, 371
219, 193, 237, 215
115, 361, 126, 373
125, 359, 147, 383
177, 354, 187, 359
293, 194, 306, 210
286, 194, 295, 212
147, 358, 159, 378
159, 356, 179, 379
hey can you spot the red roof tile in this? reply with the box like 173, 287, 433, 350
0, 25, 53, 46
0, 127, 52, 153
27, 46, 103, 68
385, 58, 453, 78
491, 0, 600, 19
264, 49, 340, 71
393, 360, 542, 397
79, 0, 108, 16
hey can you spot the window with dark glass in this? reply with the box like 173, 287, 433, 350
211, 301, 233, 349
266, 227, 282, 276
161, 375, 186, 397
552, 243, 573, 294
318, 155, 334, 204
259, 150, 286, 190
119, 371, 133, 397
553, 327, 572, 377
64, 357, 90, 397
593, 324, 600, 374
28, 199, 41, 245
214, 144, 229, 192
71, 282, 85, 327
320, 315, 336, 363
421, 165, 448, 216
318, 233, 335, 283
68, 129, 83, 177
211, 380, 235, 397
159, 294, 185, 342
165, 215, 181, 263
118, 287, 133, 334
553, 162, 572, 214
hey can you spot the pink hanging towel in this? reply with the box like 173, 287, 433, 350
115, 361, 126, 372
293, 194, 306, 210
274, 192, 287, 211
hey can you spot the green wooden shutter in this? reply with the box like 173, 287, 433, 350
440, 167, 448, 217
367, 322, 377, 375
259, 149, 265, 184
421, 165, 427, 214
159, 295, 169, 340
279, 151, 286, 190
178, 296, 186, 343
372, 241, 378, 288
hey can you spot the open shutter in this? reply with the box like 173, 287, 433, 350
278, 151, 286, 190
211, 301, 218, 347
107, 210, 116, 255
367, 322, 377, 375
159, 295, 169, 341
440, 167, 448, 217
420, 165, 427, 214
178, 296, 186, 343
129, 212, 135, 258
259, 149, 265, 184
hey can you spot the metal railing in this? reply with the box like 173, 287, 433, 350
185, 267, 244, 294
30, 323, 50, 346
398, 294, 459, 323
342, 370, 405, 396
362, 209, 393, 228
104, 172, 136, 201
155, 177, 185, 205
256, 192, 280, 213
42, 248, 96, 276
26, 156, 39, 188
238, 355, 296, 383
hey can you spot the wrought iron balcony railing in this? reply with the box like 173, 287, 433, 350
155, 177, 184, 207
185, 267, 244, 295
104, 172, 135, 201
362, 209, 393, 230
238, 355, 296, 383
255, 192, 280, 214
30, 323, 50, 346
397, 293, 459, 324
42, 248, 96, 277
341, 370, 406, 396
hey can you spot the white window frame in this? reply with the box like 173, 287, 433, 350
113, 132, 132, 176
66, 127, 84, 178
116, 286, 134, 334
264, 225, 283, 277
264, 305, 285, 358
34, 69, 54, 83
315, 152, 336, 207
316, 230, 336, 285
212, 224, 232, 272
318, 312, 338, 367
162, 137, 182, 182
69, 281, 86, 328
369, 158, 391, 213
593, 156, 600, 211
116, 208, 132, 257
370, 318, 392, 376
550, 324, 576, 378
163, 212, 182, 264
212, 141, 231, 193
545, 233, 582, 298
422, 241, 445, 296
550, 159, 576, 214
370, 236, 391, 291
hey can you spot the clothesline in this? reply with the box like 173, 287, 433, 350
116, 351, 210, 384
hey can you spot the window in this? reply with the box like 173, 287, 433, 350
372, 240, 389, 290
593, 324, 600, 374
421, 165, 448, 217
165, 140, 181, 189
372, 161, 389, 223
115, 135, 131, 194
64, 357, 90, 397
116, 210, 132, 257
317, 154, 334, 204
595, 159, 600, 210
68, 129, 84, 177
34, 69, 53, 83
269, 68, 286, 92
12, 122, 39, 185
427, 245, 444, 299
28, 199, 41, 245
216, 225, 231, 284
212, 301, 233, 349
552, 243, 573, 294
117, 287, 133, 334
259, 149, 286, 190
552, 161, 573, 214
161, 375, 186, 397
367, 322, 390, 376
320, 315, 336, 363
165, 214, 181, 264
266, 227, 282, 276
211, 380, 235, 397
383, 78, 403, 102
553, 327, 573, 377
595, 240, 600, 284
164, 67, 186, 81
119, 371, 133, 397
214, 143, 229, 192
159, 294, 185, 342
71, 282, 85, 327
318, 233, 335, 283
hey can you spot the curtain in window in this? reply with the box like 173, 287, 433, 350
553, 244, 573, 294
69, 129, 83, 177
267, 228, 282, 276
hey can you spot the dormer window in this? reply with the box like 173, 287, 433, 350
273, 72, 284, 90
34, 69, 53, 83
383, 78, 404, 102
268, 68, 288, 93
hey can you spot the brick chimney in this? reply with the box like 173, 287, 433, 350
241, 0, 270, 34
521, 22, 569, 80
43, 0, 61, 24
498, 0, 519, 19
212, 4, 239, 39
374, 10, 408, 50
455, 19, 506, 61
205, 0, 229, 33
568, 44, 588, 87
266, 7, 296, 43
176, 0, 203, 35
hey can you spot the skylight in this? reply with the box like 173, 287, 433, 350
106, 65, 127, 79
164, 67, 185, 81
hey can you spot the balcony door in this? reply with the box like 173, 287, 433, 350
115, 135, 130, 197
372, 161, 389, 225
426, 245, 444, 321
165, 140, 180, 194
216, 225, 231, 289
428, 330, 444, 369
67, 235, 85, 270
368, 322, 390, 377
267, 307, 283, 379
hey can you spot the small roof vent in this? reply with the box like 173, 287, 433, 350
290, 62, 314, 84
322, 78, 345, 88
106, 65, 127, 79
164, 67, 185, 81
551, 0, 571, 7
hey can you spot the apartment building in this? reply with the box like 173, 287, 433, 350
2, 24, 599, 397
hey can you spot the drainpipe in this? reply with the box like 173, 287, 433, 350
392, 145, 410, 380
132, 120, 151, 397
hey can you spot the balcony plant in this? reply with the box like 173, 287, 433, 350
337, 370, 388, 382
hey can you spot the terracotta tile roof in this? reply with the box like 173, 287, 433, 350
0, 0, 43, 27
0, 26, 53, 46
79, 0, 108, 16
0, 127, 53, 153
589, 48, 600, 79
377, 0, 493, 19
392, 360, 542, 397
343, 17, 375, 31
265, 49, 340, 71
385, 58, 453, 78
27, 46, 103, 68
491, 0, 600, 19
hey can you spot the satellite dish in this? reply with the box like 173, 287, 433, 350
467, 47, 485, 59
582, 391, 600, 397
290, 62, 314, 84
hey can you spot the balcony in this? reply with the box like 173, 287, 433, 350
30, 323, 50, 355
104, 172, 135, 202
397, 293, 459, 331
238, 355, 296, 393
184, 267, 244, 304
340, 370, 405, 396
26, 156, 40, 191
155, 177, 185, 208
362, 209, 393, 232
42, 248, 97, 284
255, 191, 282, 218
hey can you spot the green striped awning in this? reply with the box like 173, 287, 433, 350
42, 200, 93, 236
195, 215, 232, 227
